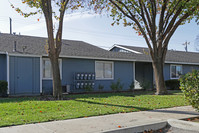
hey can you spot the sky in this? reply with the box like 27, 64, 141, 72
0, 0, 199, 52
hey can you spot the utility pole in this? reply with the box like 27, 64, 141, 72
183, 41, 190, 52
9, 17, 12, 34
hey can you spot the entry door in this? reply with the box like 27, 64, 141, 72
15, 57, 33, 94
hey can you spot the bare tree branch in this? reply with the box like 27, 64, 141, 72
163, 0, 190, 39
163, 8, 196, 49
109, 0, 153, 55
56, 0, 69, 56
157, 0, 168, 49
163, 0, 180, 31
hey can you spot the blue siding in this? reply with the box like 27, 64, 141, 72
182, 65, 199, 74
95, 61, 134, 91
9, 56, 40, 95
42, 80, 53, 95
111, 47, 121, 52
0, 54, 7, 81
42, 58, 134, 93
163, 64, 170, 80
164, 64, 199, 81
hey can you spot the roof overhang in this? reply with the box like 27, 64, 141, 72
109, 44, 142, 54
4, 52, 199, 65
0, 52, 6, 54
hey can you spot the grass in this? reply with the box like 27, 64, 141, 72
0, 90, 188, 127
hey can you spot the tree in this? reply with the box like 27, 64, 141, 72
92, 0, 199, 95
12, 0, 84, 99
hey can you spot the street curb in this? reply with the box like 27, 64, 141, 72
102, 121, 167, 133
168, 119, 199, 132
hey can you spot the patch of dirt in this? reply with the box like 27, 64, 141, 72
142, 125, 171, 133
185, 117, 199, 123
38, 96, 75, 101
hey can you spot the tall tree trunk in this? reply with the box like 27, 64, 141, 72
152, 57, 168, 95
50, 56, 62, 100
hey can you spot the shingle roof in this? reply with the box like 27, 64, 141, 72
0, 33, 137, 61
1, 33, 199, 64
116, 45, 199, 64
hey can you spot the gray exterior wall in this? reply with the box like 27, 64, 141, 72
9, 56, 40, 95
0, 54, 7, 81
42, 58, 134, 94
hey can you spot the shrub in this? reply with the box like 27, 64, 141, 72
0, 80, 8, 97
129, 81, 134, 91
165, 79, 180, 90
140, 80, 151, 90
110, 79, 123, 92
98, 84, 104, 91
179, 70, 199, 111
84, 85, 93, 92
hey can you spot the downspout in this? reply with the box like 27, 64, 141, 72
133, 62, 135, 89
6, 52, 10, 95
40, 56, 42, 94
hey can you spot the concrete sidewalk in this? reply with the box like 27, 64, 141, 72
0, 106, 199, 133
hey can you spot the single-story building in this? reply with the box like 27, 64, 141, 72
0, 33, 199, 95
110, 45, 199, 89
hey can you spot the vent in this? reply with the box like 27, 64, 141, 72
22, 46, 27, 53
13, 41, 17, 52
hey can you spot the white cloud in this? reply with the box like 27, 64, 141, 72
15, 21, 45, 33
14, 12, 98, 33
63, 12, 99, 22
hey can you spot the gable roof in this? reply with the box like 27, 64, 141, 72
0, 33, 138, 61
111, 45, 199, 65
1, 33, 199, 64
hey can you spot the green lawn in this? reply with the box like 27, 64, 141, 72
0, 90, 188, 127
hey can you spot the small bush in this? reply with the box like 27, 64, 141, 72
0, 80, 8, 97
180, 70, 199, 111
165, 79, 180, 90
129, 81, 134, 91
84, 85, 93, 92
98, 84, 104, 91
110, 79, 123, 92
140, 81, 151, 90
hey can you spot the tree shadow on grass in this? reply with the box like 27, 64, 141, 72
65, 91, 156, 99
75, 99, 150, 111
0, 97, 39, 103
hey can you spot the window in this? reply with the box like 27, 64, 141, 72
170, 65, 182, 79
95, 61, 114, 80
42, 58, 62, 79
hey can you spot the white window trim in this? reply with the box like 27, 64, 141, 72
170, 64, 182, 79
95, 61, 114, 80
42, 58, 62, 80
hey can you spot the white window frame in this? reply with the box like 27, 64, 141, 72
42, 58, 62, 80
95, 61, 114, 80
170, 64, 182, 79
